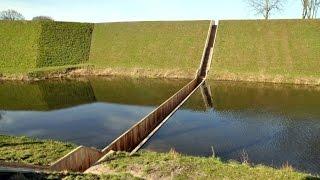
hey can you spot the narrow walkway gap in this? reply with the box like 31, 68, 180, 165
1, 20, 218, 173
50, 20, 217, 172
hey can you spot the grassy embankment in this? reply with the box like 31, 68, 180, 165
0, 135, 75, 166
1, 20, 320, 83
88, 151, 316, 179
88, 21, 209, 78
210, 20, 320, 85
0, 20, 209, 79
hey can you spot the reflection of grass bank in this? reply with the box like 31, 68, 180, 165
91, 77, 189, 106
0, 77, 192, 111
210, 80, 320, 116
0, 135, 75, 166
0, 78, 95, 111
87, 151, 315, 179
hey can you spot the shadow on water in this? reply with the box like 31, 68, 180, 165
0, 77, 189, 149
143, 80, 320, 175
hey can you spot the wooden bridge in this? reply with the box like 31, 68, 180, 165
0, 20, 217, 173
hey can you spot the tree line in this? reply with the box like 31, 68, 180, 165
0, 9, 53, 21
0, 1, 319, 21
246, 0, 319, 19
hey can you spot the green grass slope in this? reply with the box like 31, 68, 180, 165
89, 21, 210, 75
210, 20, 320, 84
0, 135, 75, 165
93, 151, 315, 179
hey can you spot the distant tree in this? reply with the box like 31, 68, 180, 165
32, 16, 54, 21
0, 9, 25, 20
302, 0, 320, 19
246, 0, 286, 19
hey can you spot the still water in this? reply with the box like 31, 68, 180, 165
143, 81, 320, 174
0, 77, 188, 149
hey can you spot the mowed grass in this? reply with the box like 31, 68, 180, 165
0, 135, 76, 165
89, 21, 210, 72
210, 20, 320, 84
96, 151, 316, 179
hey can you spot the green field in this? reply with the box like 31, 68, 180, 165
209, 20, 320, 84
89, 21, 210, 75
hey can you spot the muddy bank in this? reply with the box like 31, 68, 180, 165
0, 67, 196, 82
210, 72, 320, 86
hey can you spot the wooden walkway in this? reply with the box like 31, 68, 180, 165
0, 20, 217, 173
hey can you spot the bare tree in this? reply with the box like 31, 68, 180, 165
246, 0, 286, 19
32, 16, 54, 21
302, 0, 320, 19
0, 9, 25, 20
302, 0, 309, 18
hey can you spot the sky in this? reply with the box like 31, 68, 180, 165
0, 0, 309, 22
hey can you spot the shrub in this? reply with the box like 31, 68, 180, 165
0, 21, 93, 70
37, 21, 94, 67
0, 21, 41, 69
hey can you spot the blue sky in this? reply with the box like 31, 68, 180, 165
1, 0, 307, 22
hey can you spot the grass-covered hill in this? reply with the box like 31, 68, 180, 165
209, 20, 320, 84
1, 19, 319, 85
0, 20, 209, 78
89, 21, 210, 76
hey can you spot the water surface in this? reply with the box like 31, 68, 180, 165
143, 81, 320, 174
0, 77, 189, 149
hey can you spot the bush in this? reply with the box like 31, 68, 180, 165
0, 21, 93, 70
0, 21, 41, 69
32, 16, 54, 21
37, 21, 94, 67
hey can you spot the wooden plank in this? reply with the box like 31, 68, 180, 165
50, 146, 102, 172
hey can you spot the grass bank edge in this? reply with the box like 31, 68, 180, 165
0, 64, 197, 80
0, 135, 76, 166
0, 135, 317, 179
89, 151, 317, 179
